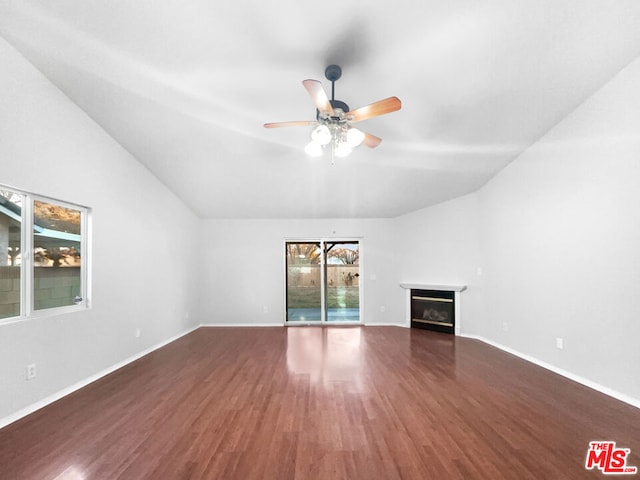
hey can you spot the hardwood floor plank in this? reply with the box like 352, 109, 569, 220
1, 326, 639, 479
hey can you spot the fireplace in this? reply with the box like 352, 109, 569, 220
410, 289, 455, 334
400, 283, 466, 335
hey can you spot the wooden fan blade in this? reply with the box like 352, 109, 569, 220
347, 96, 401, 123
264, 121, 315, 128
362, 132, 382, 148
302, 79, 334, 116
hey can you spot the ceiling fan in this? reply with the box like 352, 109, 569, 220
264, 65, 401, 158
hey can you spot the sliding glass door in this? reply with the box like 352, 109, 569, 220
285, 242, 322, 322
325, 241, 360, 322
285, 240, 361, 324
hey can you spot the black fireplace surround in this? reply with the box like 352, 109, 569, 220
410, 289, 455, 334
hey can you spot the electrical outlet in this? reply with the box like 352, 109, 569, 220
263, 306, 269, 314
502, 322, 509, 332
379, 305, 386, 312
26, 363, 36, 380
134, 328, 141, 338
556, 337, 564, 350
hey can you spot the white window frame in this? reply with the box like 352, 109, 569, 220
0, 184, 91, 324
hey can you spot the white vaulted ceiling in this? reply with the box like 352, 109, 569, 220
1, 1, 640, 218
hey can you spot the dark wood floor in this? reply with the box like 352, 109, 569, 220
1, 327, 639, 479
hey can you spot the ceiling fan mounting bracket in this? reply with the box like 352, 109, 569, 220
325, 64, 342, 82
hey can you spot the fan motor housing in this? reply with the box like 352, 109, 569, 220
317, 99, 350, 121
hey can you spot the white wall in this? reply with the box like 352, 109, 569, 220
476, 55, 640, 402
394, 194, 484, 335
0, 38, 201, 423
200, 218, 400, 326
391, 57, 640, 404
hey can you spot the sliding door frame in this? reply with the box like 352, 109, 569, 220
284, 237, 364, 326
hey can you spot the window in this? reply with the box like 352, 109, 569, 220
0, 189, 22, 319
0, 185, 90, 321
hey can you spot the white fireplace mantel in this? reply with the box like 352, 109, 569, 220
400, 283, 467, 335
400, 283, 467, 292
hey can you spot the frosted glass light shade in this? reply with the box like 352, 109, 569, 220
346, 127, 365, 147
335, 142, 352, 157
311, 125, 331, 145
305, 141, 323, 157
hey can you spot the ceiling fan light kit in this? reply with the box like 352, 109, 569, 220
264, 65, 401, 161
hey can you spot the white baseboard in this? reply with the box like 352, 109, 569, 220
364, 322, 407, 327
0, 325, 199, 430
199, 323, 283, 327
461, 334, 640, 410
198, 323, 407, 327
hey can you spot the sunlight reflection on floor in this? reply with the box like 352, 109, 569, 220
53, 465, 86, 480
286, 327, 364, 389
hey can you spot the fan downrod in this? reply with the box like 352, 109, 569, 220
323, 64, 348, 114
